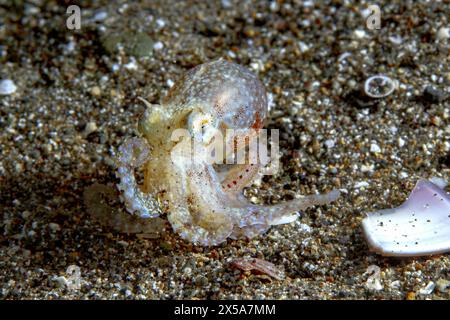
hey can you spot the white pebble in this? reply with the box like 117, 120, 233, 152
437, 27, 449, 41
324, 139, 335, 149
52, 276, 68, 288
370, 143, 381, 153
298, 223, 312, 234
93, 11, 108, 21
0, 79, 17, 95
398, 137, 405, 147
124, 58, 138, 71
353, 29, 367, 39
111, 63, 120, 72
355, 181, 370, 188
84, 121, 98, 136
399, 172, 408, 179
418, 281, 435, 295
390, 280, 401, 289
156, 18, 165, 28
298, 41, 310, 53
153, 41, 164, 50
365, 265, 383, 291
361, 164, 374, 173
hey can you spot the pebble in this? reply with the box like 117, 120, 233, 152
436, 27, 449, 41
124, 58, 138, 71
435, 279, 450, 293
0, 79, 17, 95
370, 143, 381, 153
93, 11, 108, 22
353, 29, 366, 39
390, 280, 401, 289
365, 265, 383, 291
84, 121, 98, 136
153, 41, 164, 50
418, 281, 435, 295
324, 139, 335, 149
422, 86, 448, 103
52, 276, 68, 288
355, 181, 369, 188
399, 172, 408, 179
90, 86, 101, 97
361, 164, 374, 173
48, 223, 60, 232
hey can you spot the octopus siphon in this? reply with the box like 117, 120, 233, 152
116, 59, 339, 246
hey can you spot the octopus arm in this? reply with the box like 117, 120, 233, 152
116, 137, 162, 218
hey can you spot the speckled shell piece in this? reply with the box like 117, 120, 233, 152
362, 179, 450, 257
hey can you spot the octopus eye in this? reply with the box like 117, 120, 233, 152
187, 111, 218, 144
188, 112, 212, 131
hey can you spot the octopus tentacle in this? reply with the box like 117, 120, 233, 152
168, 141, 235, 245
241, 189, 340, 226
116, 137, 162, 218
169, 138, 339, 244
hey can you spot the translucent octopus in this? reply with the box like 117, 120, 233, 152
116, 59, 339, 246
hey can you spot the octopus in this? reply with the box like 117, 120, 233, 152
116, 59, 339, 246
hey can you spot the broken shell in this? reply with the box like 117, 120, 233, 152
364, 75, 396, 98
362, 179, 450, 257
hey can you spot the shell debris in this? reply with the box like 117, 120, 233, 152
362, 179, 450, 257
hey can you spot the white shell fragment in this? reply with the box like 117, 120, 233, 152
0, 79, 17, 95
362, 179, 450, 257
364, 75, 396, 98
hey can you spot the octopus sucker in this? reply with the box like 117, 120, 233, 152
116, 59, 340, 246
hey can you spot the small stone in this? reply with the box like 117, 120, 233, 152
361, 164, 374, 173
153, 41, 164, 50
422, 86, 448, 103
436, 279, 450, 293
418, 281, 435, 295
365, 265, 383, 291
52, 276, 68, 288
324, 139, 335, 149
183, 267, 192, 275
399, 172, 408, 179
90, 86, 101, 97
406, 291, 416, 300
436, 27, 449, 41
84, 122, 98, 136
355, 181, 369, 188
370, 143, 381, 153
93, 11, 108, 21
353, 29, 366, 39
0, 79, 17, 95
390, 280, 401, 289
117, 240, 129, 247
156, 18, 165, 28
398, 137, 406, 148
124, 58, 138, 71
49, 223, 60, 232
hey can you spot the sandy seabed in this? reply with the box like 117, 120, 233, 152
0, 1, 449, 299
